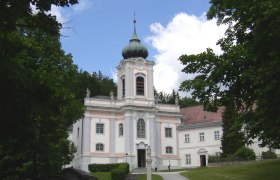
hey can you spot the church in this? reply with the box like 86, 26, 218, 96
71, 18, 181, 171
70, 18, 279, 171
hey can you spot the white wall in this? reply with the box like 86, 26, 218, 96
90, 118, 110, 153
179, 125, 222, 167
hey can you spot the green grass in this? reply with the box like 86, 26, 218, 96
137, 174, 163, 180
180, 160, 280, 180
91, 172, 111, 180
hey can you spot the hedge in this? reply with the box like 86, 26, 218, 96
233, 147, 256, 160
88, 163, 130, 180
88, 163, 119, 172
262, 151, 277, 159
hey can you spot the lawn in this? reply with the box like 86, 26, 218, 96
181, 160, 280, 180
137, 174, 163, 180
91, 172, 111, 180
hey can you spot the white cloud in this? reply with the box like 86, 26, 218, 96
146, 13, 227, 95
72, 0, 93, 12
49, 5, 69, 24
46, 0, 92, 24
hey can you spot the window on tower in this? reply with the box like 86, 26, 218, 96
137, 119, 145, 138
121, 75, 125, 98
119, 123, 123, 136
136, 76, 144, 96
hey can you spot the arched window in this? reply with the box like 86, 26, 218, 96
122, 78, 125, 98
166, 146, 173, 154
119, 123, 123, 136
136, 76, 144, 96
96, 143, 104, 151
137, 119, 145, 138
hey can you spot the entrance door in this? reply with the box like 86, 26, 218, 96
137, 149, 146, 168
200, 155, 206, 167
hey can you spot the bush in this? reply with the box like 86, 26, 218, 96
111, 168, 125, 180
262, 151, 277, 159
118, 163, 129, 175
233, 147, 256, 160
88, 163, 129, 180
88, 163, 119, 172
208, 155, 222, 163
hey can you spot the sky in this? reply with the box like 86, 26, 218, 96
52, 0, 227, 94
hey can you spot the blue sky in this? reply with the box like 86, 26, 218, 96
53, 0, 226, 94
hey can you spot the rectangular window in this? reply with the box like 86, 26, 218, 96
186, 154, 191, 164
96, 123, 104, 134
166, 146, 173, 154
185, 134, 190, 143
214, 131, 220, 140
199, 132, 205, 142
165, 128, 172, 138
215, 152, 221, 156
96, 143, 104, 151
119, 123, 123, 136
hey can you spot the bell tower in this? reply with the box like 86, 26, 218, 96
116, 16, 155, 101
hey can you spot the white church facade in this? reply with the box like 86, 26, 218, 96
70, 19, 279, 171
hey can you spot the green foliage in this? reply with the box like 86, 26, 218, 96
233, 147, 256, 160
88, 163, 129, 180
221, 103, 245, 157
262, 151, 277, 159
208, 155, 222, 163
0, 1, 86, 179
137, 174, 163, 180
179, 0, 280, 148
88, 163, 120, 173
117, 163, 130, 175
111, 168, 125, 180
155, 89, 200, 108
91, 172, 111, 180
73, 70, 117, 101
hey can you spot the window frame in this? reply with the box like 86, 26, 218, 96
199, 132, 205, 142
214, 130, 220, 140
137, 119, 145, 138
96, 143, 104, 151
165, 127, 172, 138
186, 154, 191, 164
135, 73, 145, 96
96, 123, 104, 134
119, 123, 123, 136
166, 146, 173, 154
121, 76, 125, 98
185, 133, 190, 143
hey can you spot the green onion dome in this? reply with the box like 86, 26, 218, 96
122, 17, 148, 59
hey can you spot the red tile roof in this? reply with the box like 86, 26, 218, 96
180, 105, 225, 125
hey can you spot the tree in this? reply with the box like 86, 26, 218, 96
0, 21, 84, 179
221, 102, 245, 157
155, 90, 200, 107
73, 70, 117, 101
0, 1, 85, 179
179, 0, 280, 148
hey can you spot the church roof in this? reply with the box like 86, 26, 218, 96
180, 105, 225, 125
122, 16, 148, 59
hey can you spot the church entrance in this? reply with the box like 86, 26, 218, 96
200, 155, 206, 167
137, 149, 146, 168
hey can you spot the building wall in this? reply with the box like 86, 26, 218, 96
179, 125, 223, 167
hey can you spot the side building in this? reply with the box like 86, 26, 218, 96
179, 105, 280, 167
